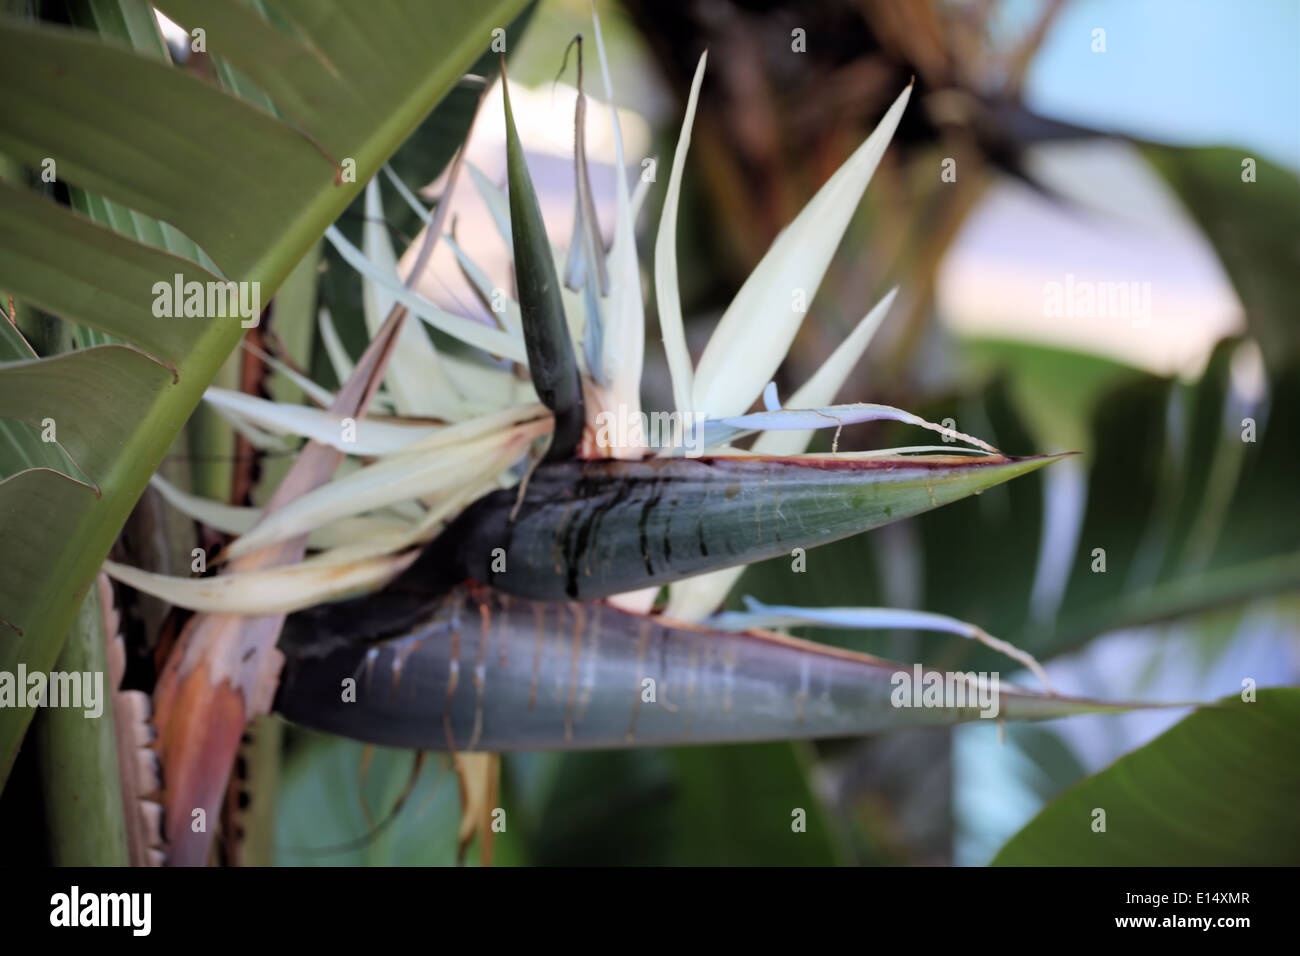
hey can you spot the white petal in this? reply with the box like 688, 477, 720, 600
203, 387, 438, 455
103, 553, 415, 616
382, 164, 432, 224
654, 51, 707, 414
220, 418, 546, 560
148, 473, 413, 547
467, 160, 512, 250
363, 179, 466, 419
244, 341, 335, 408
752, 287, 898, 455
207, 403, 290, 452
711, 599, 1052, 690
691, 84, 912, 417
591, 1, 645, 409
325, 225, 527, 364
443, 231, 522, 338
696, 399, 999, 455
318, 306, 355, 384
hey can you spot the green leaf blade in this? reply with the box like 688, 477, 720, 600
0, 18, 336, 281
993, 689, 1300, 865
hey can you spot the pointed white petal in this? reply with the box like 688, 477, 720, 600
318, 306, 356, 384
363, 179, 466, 419
277, 479, 491, 567
440, 351, 536, 408
203, 387, 438, 455
325, 225, 527, 364
243, 342, 336, 408
220, 418, 546, 560
696, 400, 999, 455
103, 553, 415, 616
710, 599, 1052, 690
394, 401, 547, 456
382, 164, 432, 224
148, 474, 414, 547
752, 287, 898, 455
654, 51, 707, 414
467, 160, 512, 250
443, 231, 523, 337
691, 84, 912, 417
591, 1, 645, 408
362, 178, 399, 329
149, 473, 260, 536
208, 403, 290, 452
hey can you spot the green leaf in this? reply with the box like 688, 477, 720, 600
962, 337, 1136, 456
993, 688, 1300, 865
275, 725, 527, 866
274, 728, 462, 866
1045, 347, 1299, 654
501, 750, 677, 864
0, 180, 223, 368
501, 62, 584, 457
0, 18, 332, 279
0, 346, 176, 487
33, 587, 128, 866
0, 310, 75, 481
501, 743, 843, 865
444, 452, 1068, 601
664, 743, 843, 864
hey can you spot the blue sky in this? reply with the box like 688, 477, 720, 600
1024, 0, 1300, 170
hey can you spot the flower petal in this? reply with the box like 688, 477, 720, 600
691, 84, 912, 417
654, 51, 707, 414
325, 224, 527, 364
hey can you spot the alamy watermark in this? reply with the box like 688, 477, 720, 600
0, 666, 103, 718
594, 405, 707, 457
890, 663, 1000, 718
152, 273, 261, 327
50, 886, 150, 936
1043, 273, 1151, 328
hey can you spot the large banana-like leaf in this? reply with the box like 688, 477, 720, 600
993, 689, 1299, 865
429, 452, 1067, 600
0, 0, 528, 781
275, 585, 1140, 751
